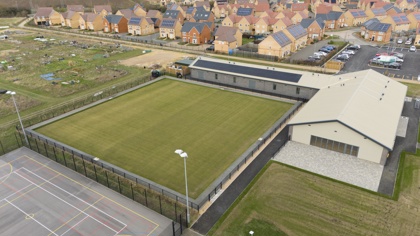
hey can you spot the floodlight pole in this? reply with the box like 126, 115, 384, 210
175, 149, 190, 225
6, 91, 29, 146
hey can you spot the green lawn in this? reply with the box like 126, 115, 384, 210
0, 17, 25, 26
402, 82, 420, 98
210, 153, 420, 235
242, 37, 254, 45
35, 79, 292, 198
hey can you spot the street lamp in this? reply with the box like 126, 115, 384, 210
3, 90, 29, 146
175, 149, 190, 224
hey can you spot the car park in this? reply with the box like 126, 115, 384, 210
389, 52, 404, 59
410, 46, 417, 52
386, 62, 402, 69
314, 51, 327, 57
319, 48, 332, 53
309, 54, 322, 60
342, 50, 355, 55
323, 45, 336, 50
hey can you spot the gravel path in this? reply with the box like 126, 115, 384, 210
273, 141, 384, 192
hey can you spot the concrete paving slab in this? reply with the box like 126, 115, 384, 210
274, 141, 384, 191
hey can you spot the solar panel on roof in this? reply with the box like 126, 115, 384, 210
272, 32, 291, 47
414, 13, 420, 21
129, 17, 141, 24
237, 8, 252, 16
288, 25, 306, 38
193, 60, 302, 83
161, 20, 175, 27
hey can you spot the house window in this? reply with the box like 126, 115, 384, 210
273, 84, 276, 90
233, 77, 236, 83
296, 87, 300, 94
215, 74, 218, 80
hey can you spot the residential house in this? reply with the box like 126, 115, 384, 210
365, 7, 387, 20
415, 25, 420, 45
395, 0, 418, 12
214, 26, 242, 53
272, 17, 293, 33
254, 1, 271, 17
181, 22, 211, 44
34, 7, 61, 25
94, 5, 112, 17
61, 11, 82, 28
291, 11, 309, 24
128, 17, 155, 35
358, 0, 380, 10
212, 3, 230, 18
79, 13, 103, 31
103, 15, 128, 33
166, 3, 186, 17
316, 11, 346, 29
383, 4, 403, 15
254, 17, 271, 35
291, 3, 309, 13
147, 10, 163, 27
300, 18, 325, 40
407, 11, 420, 29
67, 5, 84, 14
382, 13, 410, 32
344, 9, 368, 26
191, 10, 215, 23
132, 4, 147, 17
283, 24, 308, 52
194, 1, 211, 11
259, 10, 278, 19
258, 31, 292, 58
116, 9, 136, 21
361, 18, 392, 42
163, 10, 185, 24
159, 19, 182, 39
236, 7, 254, 16
222, 14, 257, 33
186, 7, 197, 20
315, 3, 333, 14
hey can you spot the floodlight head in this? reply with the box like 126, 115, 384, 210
180, 152, 188, 158
175, 149, 184, 155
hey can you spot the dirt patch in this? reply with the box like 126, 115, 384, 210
0, 49, 19, 57
119, 49, 194, 68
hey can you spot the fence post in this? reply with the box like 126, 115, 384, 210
131, 183, 134, 200
172, 222, 175, 236
159, 195, 162, 214
105, 171, 110, 187
94, 165, 98, 182
0, 140, 4, 155
179, 214, 183, 234
117, 176, 122, 193
53, 147, 58, 162
62, 150, 67, 167
174, 203, 177, 221
72, 154, 77, 171
145, 190, 148, 207
82, 160, 87, 177
43, 143, 49, 158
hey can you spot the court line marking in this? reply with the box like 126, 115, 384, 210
22, 155, 160, 232
49, 197, 105, 236
5, 199, 59, 236
0, 155, 25, 168
0, 170, 60, 209
0, 164, 16, 184
21, 168, 127, 230
114, 225, 128, 236
60, 215, 90, 236
15, 169, 122, 234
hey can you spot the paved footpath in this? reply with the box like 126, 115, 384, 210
191, 128, 289, 235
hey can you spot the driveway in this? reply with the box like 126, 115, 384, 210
288, 40, 331, 61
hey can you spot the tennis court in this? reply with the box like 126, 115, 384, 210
0, 148, 173, 236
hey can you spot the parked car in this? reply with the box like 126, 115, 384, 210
410, 46, 417, 52
342, 50, 355, 55
375, 52, 388, 57
319, 48, 332, 53
352, 44, 361, 49
347, 45, 359, 51
389, 52, 404, 59
370, 58, 384, 65
206, 45, 214, 51
397, 38, 403, 44
207, 39, 214, 44
387, 62, 401, 69
337, 54, 350, 60
314, 51, 327, 57
405, 39, 412, 45
323, 45, 336, 50
395, 57, 404, 62
309, 54, 322, 60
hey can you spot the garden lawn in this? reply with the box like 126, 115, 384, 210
210, 153, 420, 236
35, 79, 292, 198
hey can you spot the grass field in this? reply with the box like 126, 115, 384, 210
35, 79, 293, 198
0, 17, 25, 26
210, 152, 420, 236
402, 82, 420, 98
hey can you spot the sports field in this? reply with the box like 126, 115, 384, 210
210, 153, 420, 236
35, 79, 292, 198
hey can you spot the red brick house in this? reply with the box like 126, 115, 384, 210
181, 22, 211, 44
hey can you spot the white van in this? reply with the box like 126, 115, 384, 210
0, 35, 8, 40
